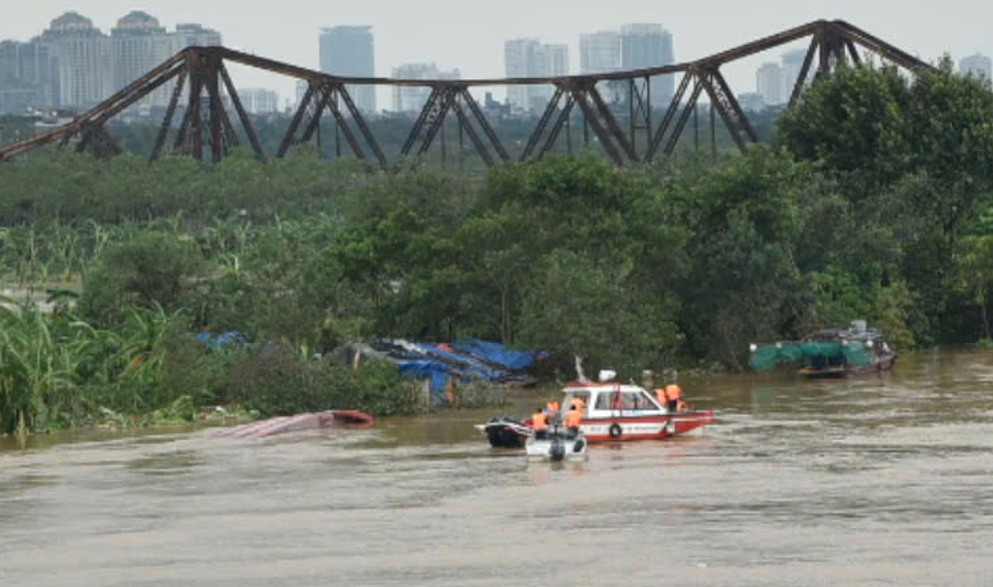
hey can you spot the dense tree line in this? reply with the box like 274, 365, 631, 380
2, 61, 993, 435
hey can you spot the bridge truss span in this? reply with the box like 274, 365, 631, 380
0, 19, 933, 167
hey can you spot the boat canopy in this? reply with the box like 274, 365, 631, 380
749, 341, 871, 372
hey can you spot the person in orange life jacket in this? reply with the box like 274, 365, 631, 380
564, 405, 583, 438
664, 370, 684, 412
570, 396, 586, 412
532, 406, 549, 439
546, 400, 560, 419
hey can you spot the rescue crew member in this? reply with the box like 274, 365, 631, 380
564, 405, 583, 438
546, 400, 560, 417
665, 381, 684, 412
532, 406, 549, 439
570, 396, 586, 412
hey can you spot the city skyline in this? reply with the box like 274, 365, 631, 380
2, 1, 991, 114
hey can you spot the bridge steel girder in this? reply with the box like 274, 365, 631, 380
0, 20, 941, 166
537, 94, 575, 161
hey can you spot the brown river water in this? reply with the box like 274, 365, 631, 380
2, 348, 992, 586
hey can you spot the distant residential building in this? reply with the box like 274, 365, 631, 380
960, 53, 992, 80
0, 39, 59, 112
531, 44, 568, 110
391, 63, 460, 113
620, 24, 675, 107
240, 88, 280, 114
580, 31, 621, 103
319, 25, 376, 114
737, 92, 766, 112
504, 38, 538, 111
4, 12, 221, 112
504, 38, 568, 113
756, 62, 784, 105
295, 79, 308, 110
580, 31, 621, 74
40, 11, 113, 109
781, 49, 807, 101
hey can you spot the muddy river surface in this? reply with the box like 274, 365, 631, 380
2, 348, 992, 586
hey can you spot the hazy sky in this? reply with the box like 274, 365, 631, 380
2, 0, 989, 109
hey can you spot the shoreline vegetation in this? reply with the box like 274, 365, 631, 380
3, 61, 993, 437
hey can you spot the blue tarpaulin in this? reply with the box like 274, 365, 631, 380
390, 339, 543, 404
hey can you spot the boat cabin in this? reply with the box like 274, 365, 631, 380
562, 383, 669, 419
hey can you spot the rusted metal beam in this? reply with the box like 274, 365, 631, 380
300, 84, 331, 144
845, 39, 862, 66
663, 77, 705, 156
449, 95, 495, 167
459, 88, 510, 162
204, 55, 225, 163
336, 86, 387, 167
521, 86, 563, 161
588, 83, 639, 162
277, 83, 315, 158
570, 88, 624, 167
698, 72, 747, 153
150, 71, 187, 162
401, 88, 441, 156
646, 71, 692, 163
219, 63, 264, 159
788, 36, 819, 107
537, 95, 575, 160
711, 68, 758, 144
325, 85, 367, 161
417, 88, 456, 156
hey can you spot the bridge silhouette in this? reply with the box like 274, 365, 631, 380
0, 19, 931, 168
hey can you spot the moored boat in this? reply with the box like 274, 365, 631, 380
750, 320, 897, 378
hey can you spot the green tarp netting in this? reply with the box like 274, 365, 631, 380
749, 341, 870, 371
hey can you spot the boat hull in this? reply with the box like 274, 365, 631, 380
798, 352, 897, 378
579, 410, 715, 442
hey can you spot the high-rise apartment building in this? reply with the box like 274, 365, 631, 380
532, 44, 568, 110
580, 31, 621, 103
756, 62, 784, 105
391, 63, 460, 113
960, 53, 992, 80
240, 88, 280, 114
504, 38, 538, 111
781, 49, 807, 101
620, 24, 675, 107
580, 31, 621, 74
320, 26, 376, 114
504, 38, 568, 113
0, 39, 58, 112
3, 12, 221, 112
40, 12, 113, 109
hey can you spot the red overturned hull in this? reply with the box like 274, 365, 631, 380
207, 410, 374, 439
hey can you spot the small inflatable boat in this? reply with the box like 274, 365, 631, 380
525, 428, 588, 461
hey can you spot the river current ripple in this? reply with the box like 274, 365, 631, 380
1, 348, 992, 586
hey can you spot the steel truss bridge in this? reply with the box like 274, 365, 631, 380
0, 19, 931, 168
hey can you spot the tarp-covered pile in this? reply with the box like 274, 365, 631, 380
749, 341, 870, 372
331, 339, 546, 404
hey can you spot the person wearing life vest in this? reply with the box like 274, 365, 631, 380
664, 383, 683, 412
532, 406, 549, 439
570, 396, 586, 412
564, 405, 583, 438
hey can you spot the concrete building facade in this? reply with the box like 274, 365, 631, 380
960, 53, 992, 80
620, 23, 675, 107
504, 38, 568, 113
319, 26, 376, 114
756, 62, 784, 105
391, 63, 460, 113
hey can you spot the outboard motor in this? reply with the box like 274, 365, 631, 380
550, 439, 566, 461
